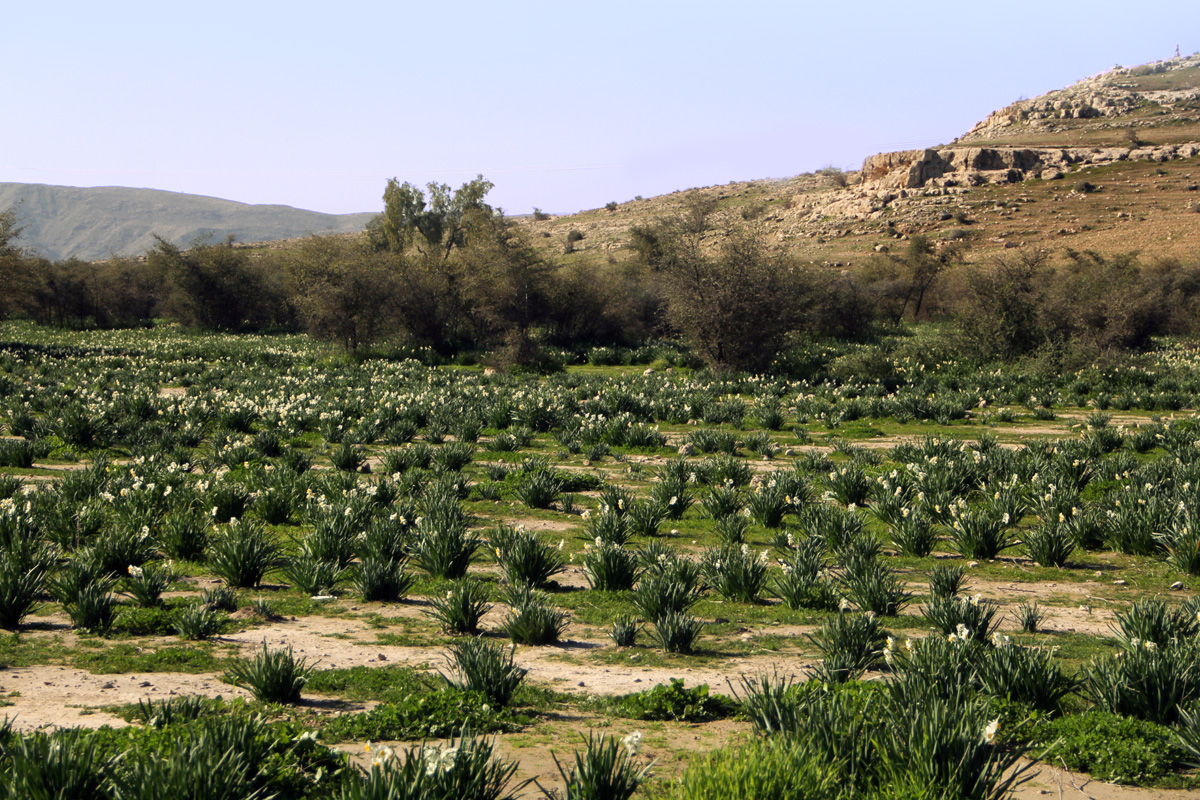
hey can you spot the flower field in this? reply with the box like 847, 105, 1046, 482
0, 322, 1199, 798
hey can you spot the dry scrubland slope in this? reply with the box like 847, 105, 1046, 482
518, 54, 1200, 268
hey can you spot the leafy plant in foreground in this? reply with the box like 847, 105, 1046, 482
550, 731, 653, 800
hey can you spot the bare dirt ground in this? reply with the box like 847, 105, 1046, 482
0, 601, 815, 731
0, 666, 250, 732
1013, 765, 1200, 799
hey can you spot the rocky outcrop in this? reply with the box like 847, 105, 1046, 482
860, 143, 1200, 190
961, 55, 1200, 142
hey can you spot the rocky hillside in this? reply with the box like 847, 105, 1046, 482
960, 55, 1200, 145
10, 56, 1198, 269
0, 183, 375, 262
517, 54, 1200, 269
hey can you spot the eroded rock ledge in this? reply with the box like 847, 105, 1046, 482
860, 142, 1200, 190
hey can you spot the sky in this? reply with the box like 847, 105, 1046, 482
4, 1, 1198, 216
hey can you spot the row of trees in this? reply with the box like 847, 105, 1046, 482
5, 183, 1200, 372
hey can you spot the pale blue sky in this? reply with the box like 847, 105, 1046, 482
5, 1, 1195, 215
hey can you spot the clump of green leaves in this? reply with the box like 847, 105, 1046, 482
426, 577, 492, 635
443, 637, 527, 707
225, 642, 315, 704
608, 679, 736, 722
1028, 711, 1189, 785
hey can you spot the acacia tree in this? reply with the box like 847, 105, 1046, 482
149, 235, 288, 331
0, 206, 36, 320
365, 176, 499, 353
956, 250, 1046, 359
370, 175, 495, 258
285, 235, 402, 351
868, 235, 966, 325
638, 195, 814, 373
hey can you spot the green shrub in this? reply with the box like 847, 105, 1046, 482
611, 615, 640, 647
839, 557, 910, 616
131, 695, 216, 728
926, 563, 967, 600
122, 562, 176, 608
1024, 522, 1076, 567
650, 611, 703, 654
0, 552, 47, 629
200, 585, 239, 612
90, 526, 157, 577
322, 691, 519, 742
340, 733, 526, 800
700, 485, 743, 521
1111, 597, 1198, 648
633, 569, 701, 623
0, 438, 37, 468
713, 514, 749, 545
876, 687, 1032, 800
432, 441, 476, 472
889, 513, 938, 557
281, 554, 345, 596
585, 512, 633, 547
412, 519, 481, 580
492, 524, 565, 589
0, 729, 117, 799
772, 537, 839, 611
328, 442, 366, 472
976, 643, 1079, 713
1014, 600, 1046, 633
353, 557, 413, 602
1029, 711, 1187, 785
921, 595, 1001, 643
825, 465, 872, 506
157, 509, 209, 562
65, 579, 117, 633
1085, 640, 1200, 724
624, 499, 666, 538
610, 679, 736, 722
948, 507, 1017, 559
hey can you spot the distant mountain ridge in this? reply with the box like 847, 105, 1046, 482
0, 183, 375, 262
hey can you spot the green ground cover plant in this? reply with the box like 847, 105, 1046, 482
4, 324, 1200, 793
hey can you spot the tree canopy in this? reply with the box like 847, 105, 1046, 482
371, 175, 495, 257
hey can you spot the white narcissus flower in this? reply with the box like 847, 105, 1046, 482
983, 719, 999, 744
622, 730, 643, 756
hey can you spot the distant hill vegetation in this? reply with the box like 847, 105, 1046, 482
0, 183, 375, 261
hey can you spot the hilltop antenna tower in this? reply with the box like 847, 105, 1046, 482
1176, 44, 1181, 58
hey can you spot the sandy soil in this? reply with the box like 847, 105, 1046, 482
0, 665, 250, 732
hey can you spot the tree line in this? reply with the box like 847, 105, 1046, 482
4, 180, 1200, 373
